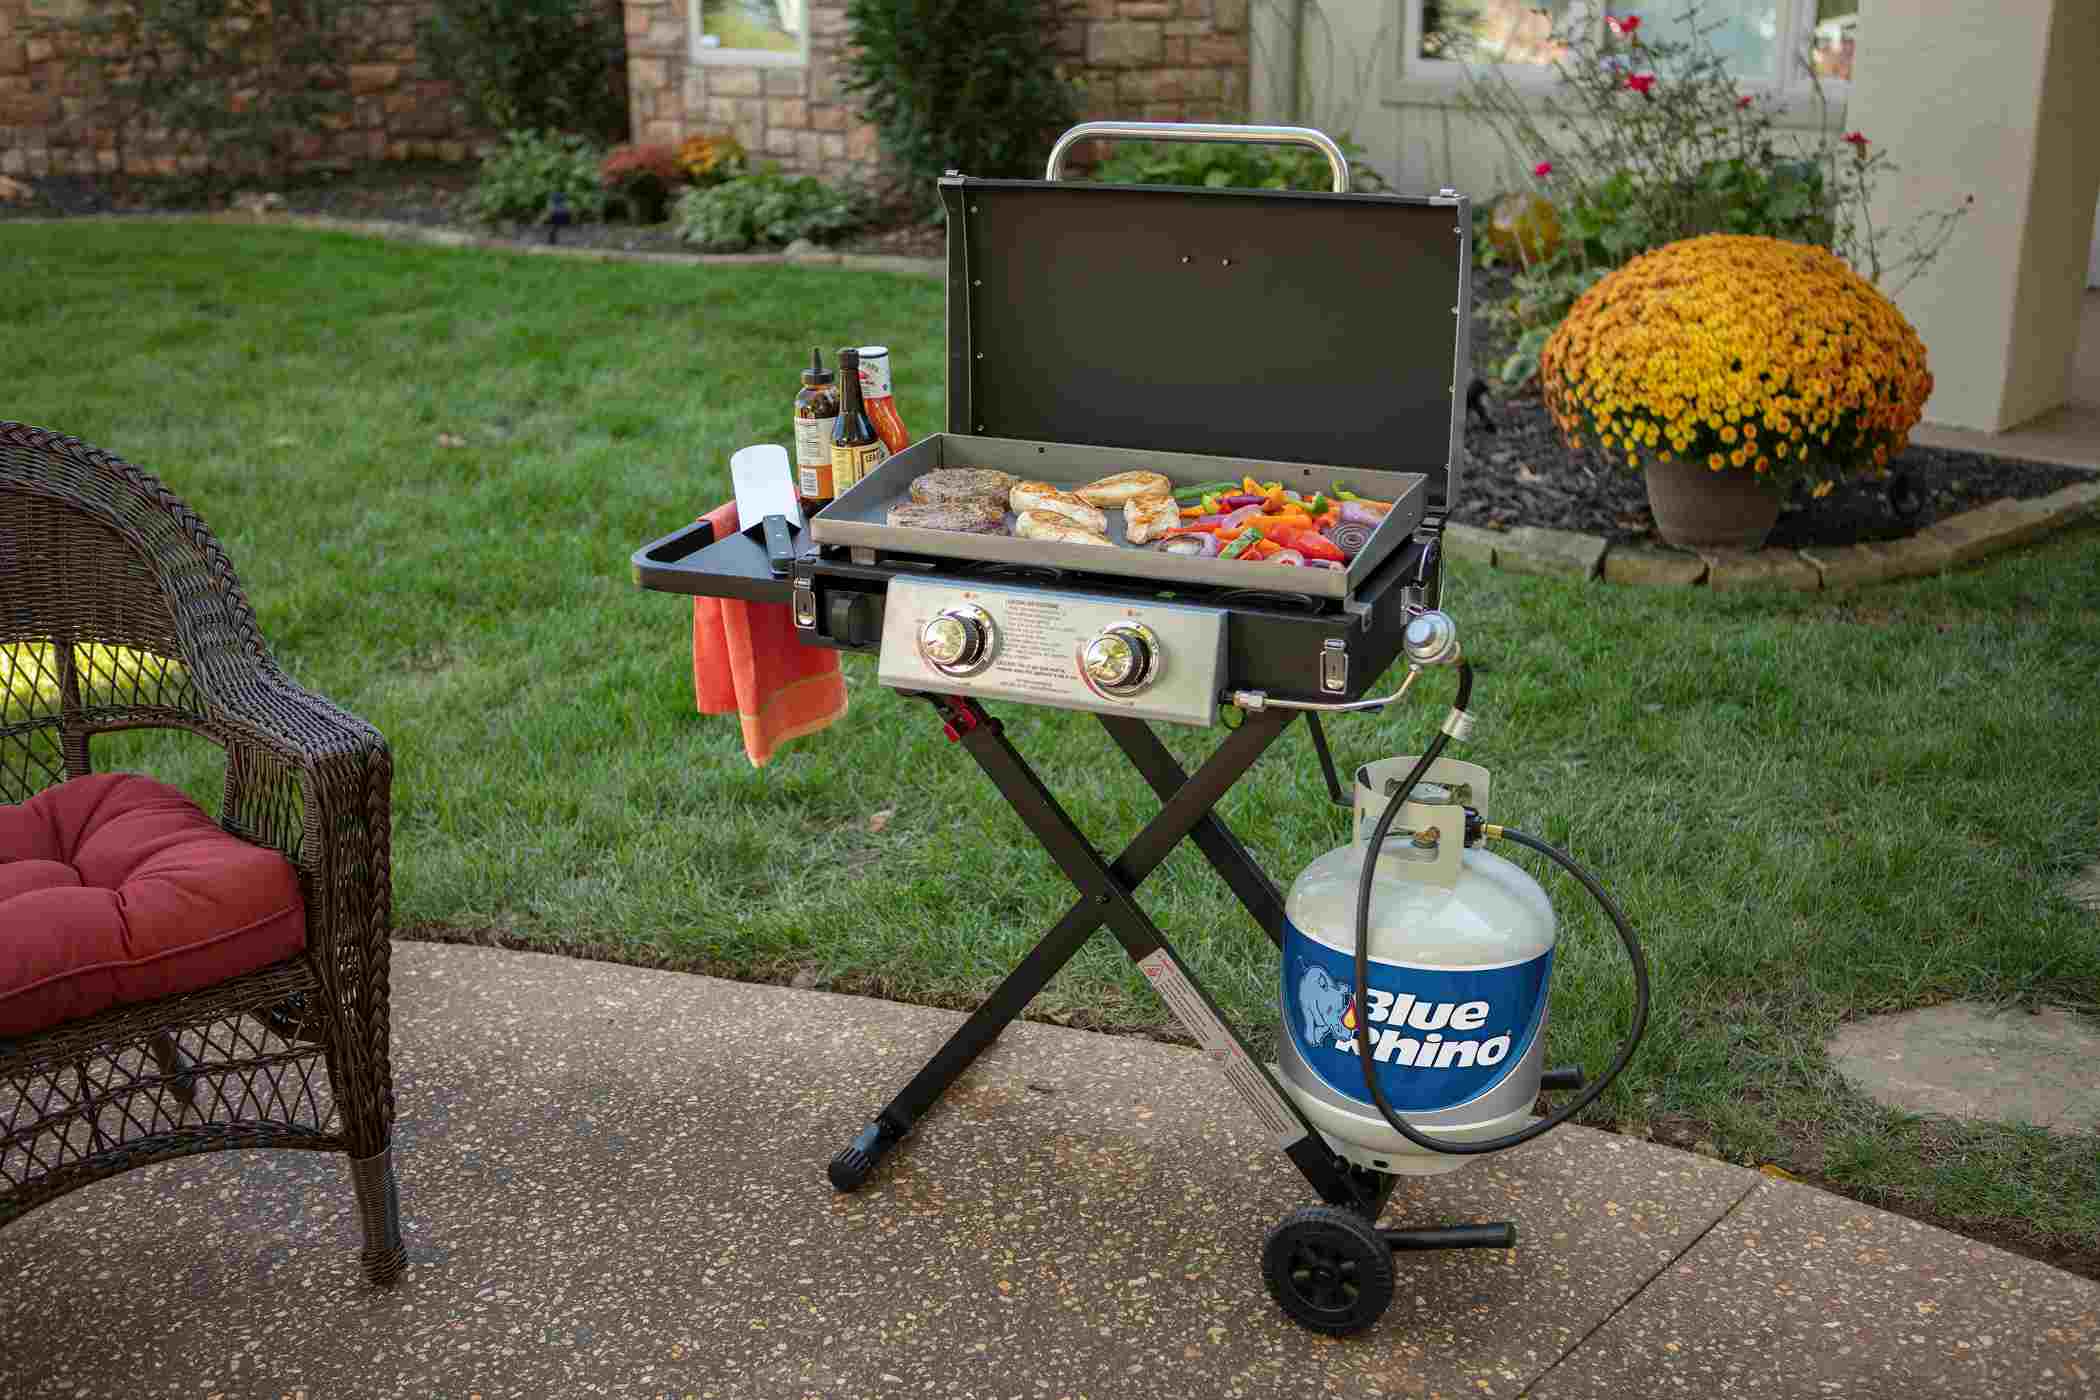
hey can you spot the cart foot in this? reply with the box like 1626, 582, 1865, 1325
1381, 1221, 1516, 1252
1262, 1205, 1395, 1336
827, 1117, 905, 1192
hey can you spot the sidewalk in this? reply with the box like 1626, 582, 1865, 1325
1, 943, 2093, 1399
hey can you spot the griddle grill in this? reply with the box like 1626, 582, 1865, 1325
632, 122, 1517, 1319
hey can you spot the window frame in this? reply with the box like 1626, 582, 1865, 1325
1388, 0, 1852, 120
689, 0, 810, 69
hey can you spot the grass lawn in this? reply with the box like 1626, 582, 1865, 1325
7, 222, 2098, 1274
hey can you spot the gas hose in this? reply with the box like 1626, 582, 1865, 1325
1350, 659, 1651, 1156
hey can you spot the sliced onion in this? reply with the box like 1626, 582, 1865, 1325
1339, 500, 1384, 527
1155, 532, 1221, 557
1221, 504, 1266, 530
1324, 521, 1375, 557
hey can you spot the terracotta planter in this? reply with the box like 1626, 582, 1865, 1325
1642, 455, 1784, 552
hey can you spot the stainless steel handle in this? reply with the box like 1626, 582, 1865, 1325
1044, 121, 1351, 194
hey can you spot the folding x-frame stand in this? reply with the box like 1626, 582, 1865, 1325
826, 692, 1516, 1261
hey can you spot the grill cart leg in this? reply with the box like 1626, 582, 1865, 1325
831, 695, 1380, 1215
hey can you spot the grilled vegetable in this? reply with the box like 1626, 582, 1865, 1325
1323, 521, 1374, 557
1171, 479, 1241, 504
1219, 529, 1261, 560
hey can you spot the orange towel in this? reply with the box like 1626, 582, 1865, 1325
691, 500, 848, 766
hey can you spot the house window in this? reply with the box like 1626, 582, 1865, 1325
693, 0, 808, 67
1409, 0, 1853, 95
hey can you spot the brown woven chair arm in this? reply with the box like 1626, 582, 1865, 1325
203, 668, 392, 975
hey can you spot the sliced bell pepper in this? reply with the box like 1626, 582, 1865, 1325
1265, 526, 1346, 562
1248, 537, 1284, 559
1219, 527, 1261, 560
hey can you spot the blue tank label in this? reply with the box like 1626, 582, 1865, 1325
1285, 917, 1551, 1113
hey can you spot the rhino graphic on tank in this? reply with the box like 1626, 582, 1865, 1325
1297, 964, 1355, 1048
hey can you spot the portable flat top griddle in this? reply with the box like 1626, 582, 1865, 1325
631, 123, 1633, 1336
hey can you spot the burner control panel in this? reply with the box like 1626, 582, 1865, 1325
877, 578, 1226, 727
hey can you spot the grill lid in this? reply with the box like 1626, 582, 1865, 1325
938, 173, 1472, 510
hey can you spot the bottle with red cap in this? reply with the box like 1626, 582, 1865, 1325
856, 344, 911, 456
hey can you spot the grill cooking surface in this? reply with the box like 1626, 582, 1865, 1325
813, 433, 1429, 602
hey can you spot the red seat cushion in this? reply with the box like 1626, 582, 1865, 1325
0, 773, 305, 1038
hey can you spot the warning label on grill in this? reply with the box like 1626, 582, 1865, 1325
1138, 949, 1306, 1150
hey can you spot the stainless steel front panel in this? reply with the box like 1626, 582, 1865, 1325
876, 577, 1227, 727
812, 433, 1428, 602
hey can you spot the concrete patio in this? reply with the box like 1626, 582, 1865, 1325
1, 942, 2093, 1399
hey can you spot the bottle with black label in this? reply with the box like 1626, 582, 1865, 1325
793, 347, 839, 510
830, 346, 889, 497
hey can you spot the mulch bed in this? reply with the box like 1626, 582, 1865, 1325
1456, 269, 2093, 552
1457, 382, 2093, 552
7, 167, 2089, 551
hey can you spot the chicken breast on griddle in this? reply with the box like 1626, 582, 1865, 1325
1122, 493, 1180, 544
1075, 470, 1172, 507
1009, 481, 1107, 533
1015, 510, 1115, 547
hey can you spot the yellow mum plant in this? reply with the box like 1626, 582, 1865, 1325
1538, 234, 1932, 492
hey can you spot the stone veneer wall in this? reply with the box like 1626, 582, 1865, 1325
620, 0, 1251, 187
0, 0, 495, 178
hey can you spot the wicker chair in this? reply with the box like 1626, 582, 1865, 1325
0, 422, 404, 1284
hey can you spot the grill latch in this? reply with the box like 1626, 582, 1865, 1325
1320, 639, 1349, 694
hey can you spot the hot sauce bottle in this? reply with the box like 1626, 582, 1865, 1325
856, 344, 911, 456
830, 347, 889, 497
793, 347, 840, 511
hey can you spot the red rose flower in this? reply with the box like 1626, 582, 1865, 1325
1533, 161, 1554, 178
1842, 131, 1869, 148
1607, 14, 1640, 35
1737, 94, 1754, 108
1625, 72, 1657, 96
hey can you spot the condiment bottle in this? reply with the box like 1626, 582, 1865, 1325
830, 347, 889, 496
793, 347, 840, 511
856, 344, 911, 456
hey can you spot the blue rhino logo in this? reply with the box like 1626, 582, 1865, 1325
1297, 964, 1355, 1049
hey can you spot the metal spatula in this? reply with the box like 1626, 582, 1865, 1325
729, 443, 804, 575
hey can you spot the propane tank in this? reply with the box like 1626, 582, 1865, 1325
1277, 756, 1555, 1175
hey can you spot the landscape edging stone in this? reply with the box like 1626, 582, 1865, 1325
1471, 480, 2099, 592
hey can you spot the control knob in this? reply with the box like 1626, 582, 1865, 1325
1081, 623, 1161, 696
919, 604, 995, 676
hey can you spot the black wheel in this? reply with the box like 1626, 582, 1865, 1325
1262, 1206, 1395, 1336
827, 1145, 875, 1192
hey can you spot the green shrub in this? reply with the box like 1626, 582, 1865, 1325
420, 0, 630, 145
66, 0, 355, 184
673, 167, 864, 252
1087, 133, 1388, 193
469, 130, 609, 225
842, 0, 1077, 211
